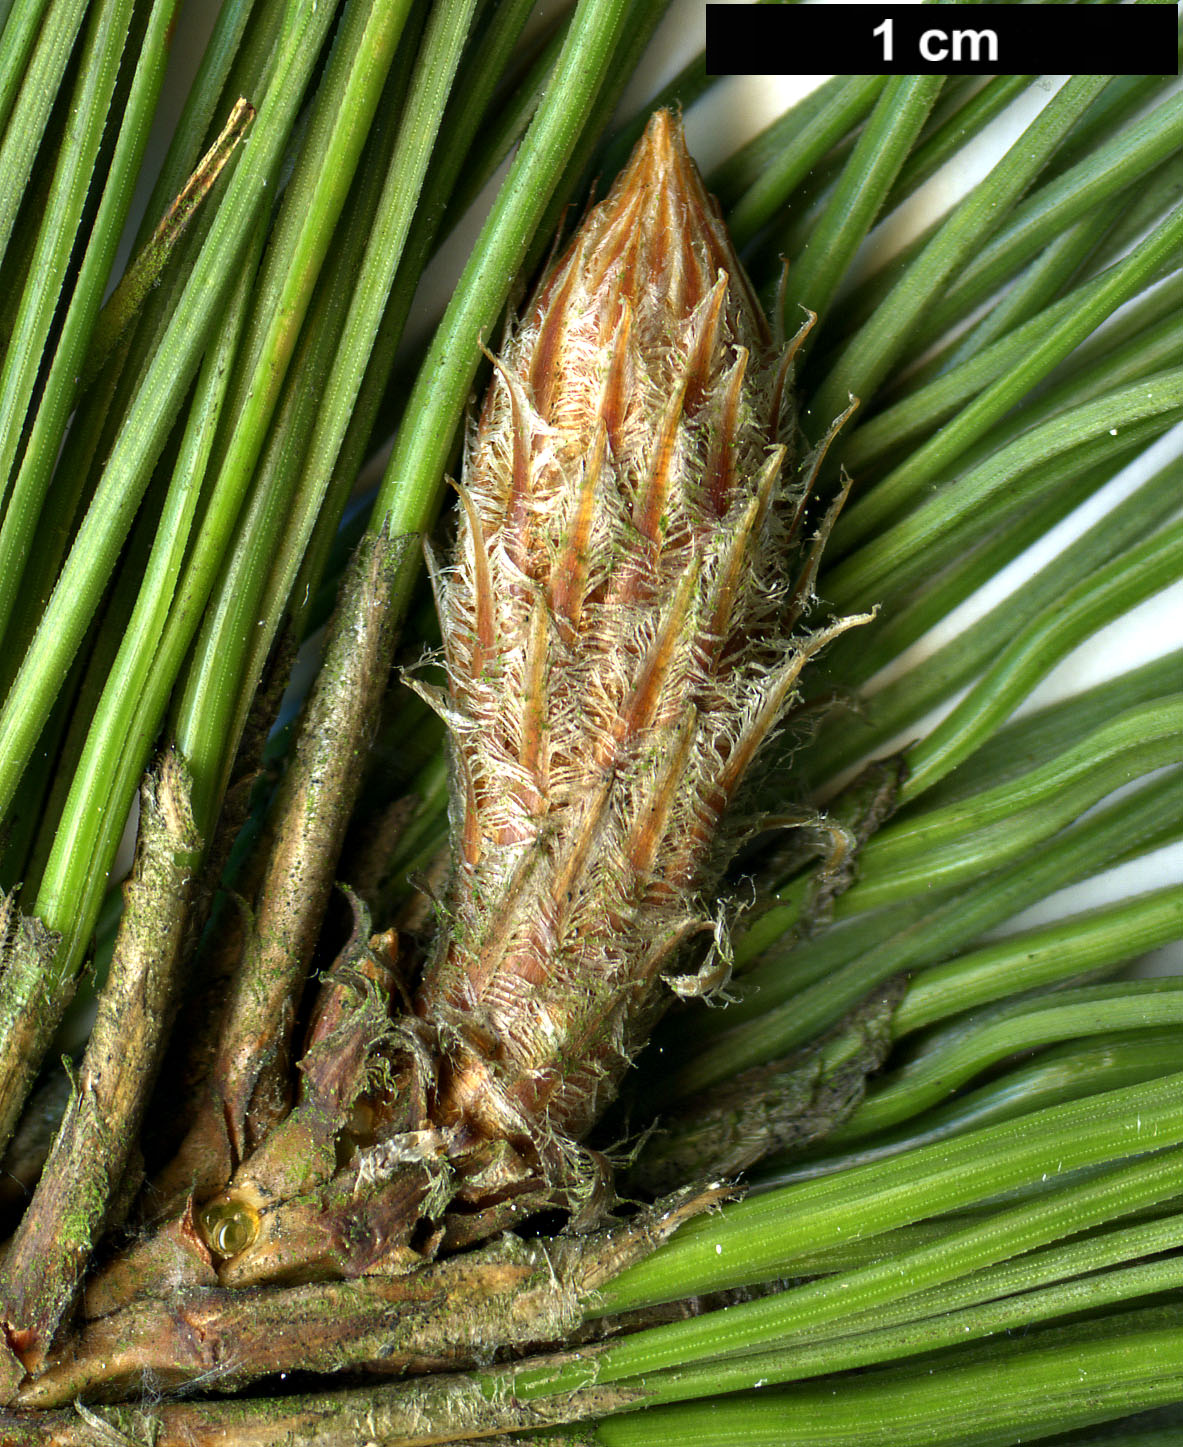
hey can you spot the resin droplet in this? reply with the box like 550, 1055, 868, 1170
199, 1197, 261, 1259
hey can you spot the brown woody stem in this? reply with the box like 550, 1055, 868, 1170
0, 755, 200, 1399
16, 1185, 728, 1408
2, 1392, 606, 1446
151, 528, 417, 1207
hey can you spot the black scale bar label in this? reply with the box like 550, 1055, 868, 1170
706, 4, 1181, 77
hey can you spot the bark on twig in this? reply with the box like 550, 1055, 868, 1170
0, 756, 200, 1400
17, 1184, 729, 1407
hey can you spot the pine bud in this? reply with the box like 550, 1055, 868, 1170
413, 109, 864, 1231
